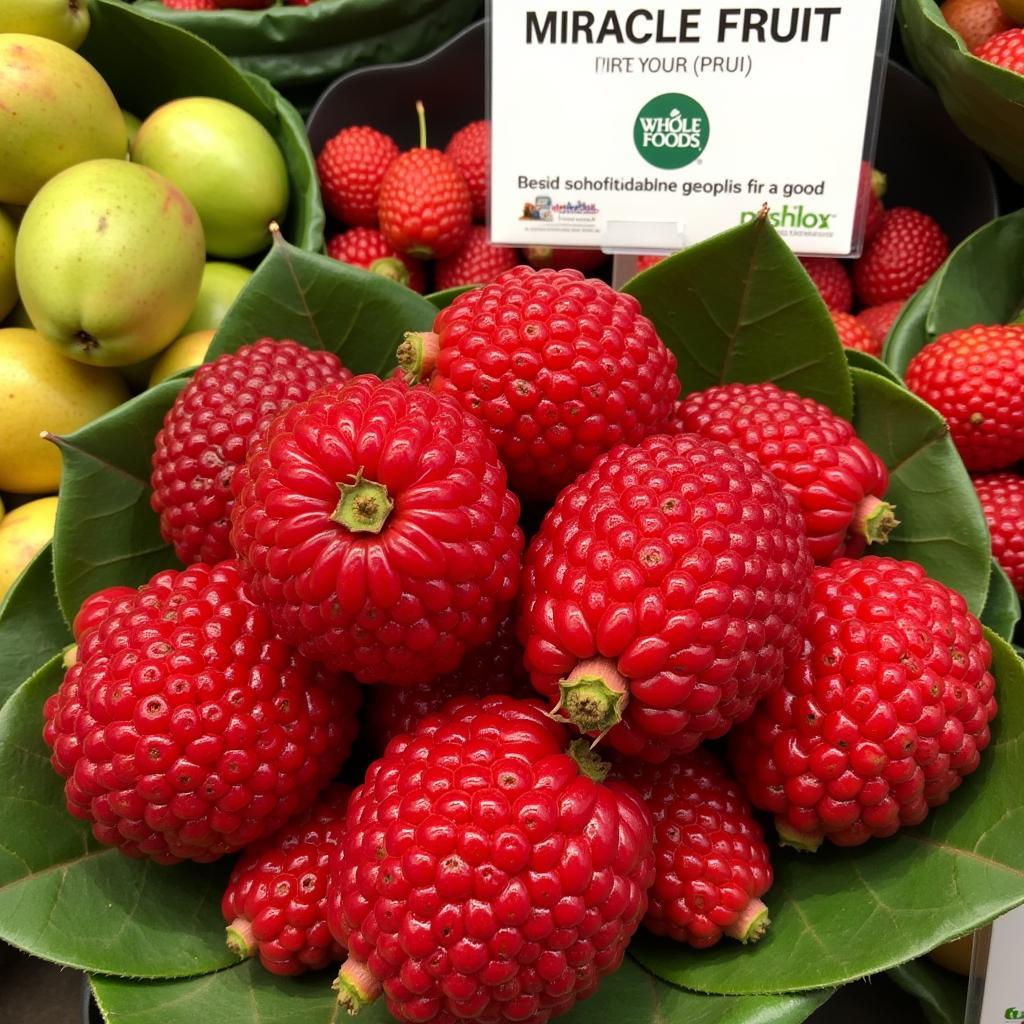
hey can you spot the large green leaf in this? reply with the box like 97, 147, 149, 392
982, 561, 1021, 643
0, 658, 234, 977
884, 274, 942, 378
623, 216, 853, 420
633, 628, 1024, 993
888, 959, 968, 1024
850, 367, 991, 616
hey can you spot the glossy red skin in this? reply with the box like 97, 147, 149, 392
857, 302, 904, 349
518, 434, 813, 763
854, 208, 949, 307
974, 26, 1024, 71
613, 748, 772, 948
730, 557, 996, 847
42, 561, 360, 864
161, 0, 219, 8
635, 254, 664, 272
677, 383, 890, 565
72, 586, 137, 642
317, 126, 399, 227
831, 311, 881, 357
326, 227, 426, 293
444, 120, 489, 221
943, 0, 1012, 50
230, 375, 524, 685
434, 227, 519, 290
428, 266, 680, 502
972, 472, 1024, 595
330, 696, 654, 1024
222, 783, 350, 975
151, 338, 350, 566
799, 257, 853, 313
904, 324, 1024, 472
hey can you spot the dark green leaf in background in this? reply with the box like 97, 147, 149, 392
884, 272, 942, 378
887, 958, 968, 1024
981, 561, 1021, 643
844, 349, 902, 385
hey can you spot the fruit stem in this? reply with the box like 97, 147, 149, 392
415, 100, 427, 150
332, 470, 394, 534
225, 917, 256, 959
333, 957, 382, 1016
396, 331, 439, 385
550, 657, 628, 742
775, 818, 823, 853
62, 643, 79, 670
724, 899, 771, 943
871, 168, 887, 200
852, 495, 900, 547
567, 738, 611, 782
368, 257, 410, 289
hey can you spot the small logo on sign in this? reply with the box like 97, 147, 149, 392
1006, 1010, 1024, 1021
633, 93, 710, 170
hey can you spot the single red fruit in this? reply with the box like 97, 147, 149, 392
326, 226, 425, 292
363, 616, 532, 752
444, 119, 489, 221
972, 472, 1024, 595
525, 247, 608, 273
42, 561, 360, 864
676, 382, 896, 565
730, 556, 997, 849
230, 375, 524, 685
613, 748, 773, 949
328, 696, 655, 1023
974, 26, 1024, 71
72, 586, 137, 642
151, 338, 350, 567
854, 208, 949, 306
636, 254, 665, 272
161, 0, 219, 8
518, 434, 813, 763
832, 310, 882, 357
399, 266, 680, 502
857, 301, 905, 350
434, 226, 519, 290
211, 0, 272, 9
222, 783, 350, 976
317, 126, 399, 227
943, 0, 1013, 50
800, 257, 853, 313
904, 324, 1024, 472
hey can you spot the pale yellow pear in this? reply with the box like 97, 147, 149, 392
0, 0, 91, 50
0, 497, 58, 601
149, 330, 215, 387
180, 262, 252, 335
0, 34, 125, 204
927, 934, 974, 976
0, 328, 128, 493
16, 159, 205, 366
0, 209, 16, 322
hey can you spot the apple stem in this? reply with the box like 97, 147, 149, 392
415, 100, 427, 150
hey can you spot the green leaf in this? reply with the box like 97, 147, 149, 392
622, 216, 853, 420
0, 658, 234, 977
884, 273, 942, 378
850, 367, 991, 616
633, 628, 1024, 993
887, 959, 968, 1024
982, 561, 1021, 643
0, 544, 71, 708
844, 349, 902, 385
426, 285, 476, 311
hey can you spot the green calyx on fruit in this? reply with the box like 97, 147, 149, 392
369, 256, 410, 288
775, 818, 824, 853
724, 898, 771, 943
567, 738, 611, 783
225, 918, 255, 960
332, 471, 393, 534
551, 657, 629, 741
871, 168, 888, 200
333, 957, 383, 1016
397, 331, 439, 385
853, 495, 900, 547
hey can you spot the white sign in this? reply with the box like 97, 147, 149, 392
488, 2, 892, 256
976, 907, 1024, 1024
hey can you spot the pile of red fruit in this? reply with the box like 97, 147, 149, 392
41, 261, 999, 1023
161, 0, 312, 10
942, 0, 1024, 72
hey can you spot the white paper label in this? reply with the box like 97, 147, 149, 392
488, 2, 889, 255
980, 907, 1024, 1024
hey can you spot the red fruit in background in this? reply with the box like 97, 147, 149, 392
974, 26, 1024, 70
904, 324, 1024, 471
151, 339, 350, 566
613, 748, 773, 948
972, 472, 1024, 595
71, 586, 136, 642
525, 246, 608, 273
329, 696, 654, 1022
518, 434, 813, 763
363, 616, 532, 752
434, 225, 519, 290
161, 0, 219, 8
855, 162, 886, 245
831, 310, 882, 356
326, 226, 425, 292
636, 254, 666, 272
730, 557, 996, 849
222, 784, 350, 976
42, 561, 361, 864
676, 382, 895, 565
854, 208, 949, 306
212, 0, 272, 6
800, 257, 853, 313
316, 126, 398, 227
444, 119, 489, 221
857, 301, 905, 350
400, 266, 680, 502
230, 375, 524, 685
942, 0, 1012, 48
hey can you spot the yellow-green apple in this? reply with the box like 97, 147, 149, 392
0, 0, 90, 50
180, 261, 252, 335
0, 209, 16, 321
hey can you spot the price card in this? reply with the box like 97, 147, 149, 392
970, 906, 1024, 1024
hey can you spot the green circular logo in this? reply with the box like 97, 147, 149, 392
633, 93, 710, 169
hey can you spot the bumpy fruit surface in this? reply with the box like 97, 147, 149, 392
317, 126, 399, 227
151, 338, 350, 566
676, 382, 894, 565
435, 226, 519, 290
800, 257, 852, 313
403, 266, 680, 502
972, 473, 1024, 595
519, 434, 813, 763
162, 0, 219, 8
613, 748, 773, 948
42, 561, 360, 864
831, 310, 881, 356
730, 557, 997, 848
71, 586, 136, 642
364, 616, 532, 752
974, 26, 1024, 70
854, 208, 949, 307
230, 375, 523, 685
326, 226, 425, 292
222, 783, 350, 976
636, 254, 665, 273
904, 324, 1024, 472
857, 302, 904, 350
942, 0, 1012, 50
329, 696, 655, 1023
444, 119, 489, 220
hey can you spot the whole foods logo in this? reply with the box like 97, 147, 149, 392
633, 93, 709, 170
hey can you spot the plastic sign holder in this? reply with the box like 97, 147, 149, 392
487, 1, 895, 258
967, 906, 1024, 1024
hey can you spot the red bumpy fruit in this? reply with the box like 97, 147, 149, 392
327, 226, 426, 292
230, 374, 523, 685
364, 616, 532, 752
400, 266, 680, 502
730, 556, 997, 849
518, 433, 813, 763
974, 26, 1024, 72
317, 126, 399, 227
854, 208, 949, 307
222, 783, 351, 976
636, 254, 665, 273
831, 311, 882, 357
444, 119, 489, 221
904, 324, 1024, 472
613, 748, 773, 949
328, 696, 655, 1024
857, 302, 904, 350
942, 0, 1012, 51
800, 257, 853, 313
150, 338, 350, 566
42, 561, 360, 864
676, 382, 896, 564
72, 586, 136, 641
162, 0, 219, 8
972, 473, 1024, 595
434, 226, 519, 290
